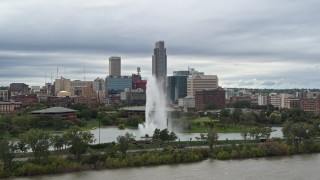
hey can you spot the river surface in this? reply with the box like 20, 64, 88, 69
13, 154, 320, 180
90, 127, 283, 144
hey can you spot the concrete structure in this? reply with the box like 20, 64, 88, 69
187, 73, 218, 97
120, 88, 146, 105
74, 97, 97, 108
280, 93, 291, 109
132, 74, 147, 92
225, 89, 236, 100
300, 97, 318, 113
11, 94, 38, 104
47, 96, 74, 107
70, 80, 93, 96
269, 93, 281, 108
0, 90, 10, 101
178, 96, 195, 109
195, 89, 225, 109
167, 70, 190, 102
258, 95, 268, 106
31, 86, 41, 93
284, 98, 301, 109
0, 102, 22, 114
54, 77, 71, 95
31, 107, 78, 121
229, 96, 251, 105
10, 83, 29, 96
93, 78, 107, 99
109, 56, 121, 76
152, 41, 167, 89
106, 75, 132, 95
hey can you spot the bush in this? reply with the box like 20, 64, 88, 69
118, 124, 125, 130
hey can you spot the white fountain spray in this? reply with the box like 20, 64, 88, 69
139, 76, 168, 136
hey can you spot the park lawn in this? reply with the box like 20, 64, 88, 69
183, 123, 258, 133
83, 118, 100, 130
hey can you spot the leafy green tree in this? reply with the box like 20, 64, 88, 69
231, 108, 243, 123
117, 132, 134, 154
220, 109, 231, 117
17, 141, 28, 153
0, 122, 8, 139
168, 131, 178, 141
282, 121, 316, 145
0, 140, 17, 170
126, 116, 144, 127
152, 128, 161, 140
159, 129, 170, 141
268, 112, 281, 124
204, 102, 217, 110
51, 135, 64, 151
207, 129, 218, 150
66, 126, 95, 161
21, 129, 51, 162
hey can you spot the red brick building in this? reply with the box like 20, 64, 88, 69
195, 89, 226, 109
11, 94, 38, 104
74, 97, 97, 108
132, 74, 147, 92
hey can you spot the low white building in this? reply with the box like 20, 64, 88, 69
178, 96, 195, 109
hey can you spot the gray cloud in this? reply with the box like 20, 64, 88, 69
1, 0, 320, 88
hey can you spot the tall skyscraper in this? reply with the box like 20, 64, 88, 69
152, 41, 167, 89
109, 56, 121, 76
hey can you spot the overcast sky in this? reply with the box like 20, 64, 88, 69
1, 0, 320, 88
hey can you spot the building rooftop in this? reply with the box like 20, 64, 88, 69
121, 106, 174, 112
31, 107, 77, 114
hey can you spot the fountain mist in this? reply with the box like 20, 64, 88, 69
139, 76, 168, 136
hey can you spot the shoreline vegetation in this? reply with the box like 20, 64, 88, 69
1, 138, 320, 178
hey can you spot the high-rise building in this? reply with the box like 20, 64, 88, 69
167, 70, 190, 102
187, 72, 218, 97
105, 75, 132, 95
54, 77, 71, 95
109, 56, 121, 76
152, 41, 167, 89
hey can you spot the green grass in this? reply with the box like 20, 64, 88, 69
184, 118, 258, 133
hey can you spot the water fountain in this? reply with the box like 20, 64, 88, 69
138, 76, 168, 136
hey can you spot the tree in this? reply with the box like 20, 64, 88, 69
159, 129, 170, 141
207, 129, 218, 150
51, 135, 64, 151
0, 122, 8, 139
17, 141, 28, 153
168, 132, 178, 141
152, 128, 161, 140
66, 126, 95, 161
21, 129, 51, 162
268, 112, 281, 124
117, 132, 134, 154
0, 140, 17, 170
282, 121, 316, 145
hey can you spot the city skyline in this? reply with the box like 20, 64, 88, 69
1, 0, 320, 88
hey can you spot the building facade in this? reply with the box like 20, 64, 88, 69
187, 74, 218, 97
258, 95, 268, 106
54, 77, 71, 95
10, 83, 29, 96
167, 70, 190, 102
152, 41, 167, 89
194, 89, 225, 109
109, 56, 121, 76
0, 102, 22, 114
106, 76, 132, 95
0, 90, 10, 101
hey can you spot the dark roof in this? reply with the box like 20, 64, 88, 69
121, 106, 174, 112
31, 107, 77, 114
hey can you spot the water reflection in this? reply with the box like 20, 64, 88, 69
89, 127, 283, 144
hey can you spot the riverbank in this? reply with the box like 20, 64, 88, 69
1, 139, 320, 178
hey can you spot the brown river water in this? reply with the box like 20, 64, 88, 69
11, 153, 320, 180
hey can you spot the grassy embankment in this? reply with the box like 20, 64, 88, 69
184, 117, 258, 133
